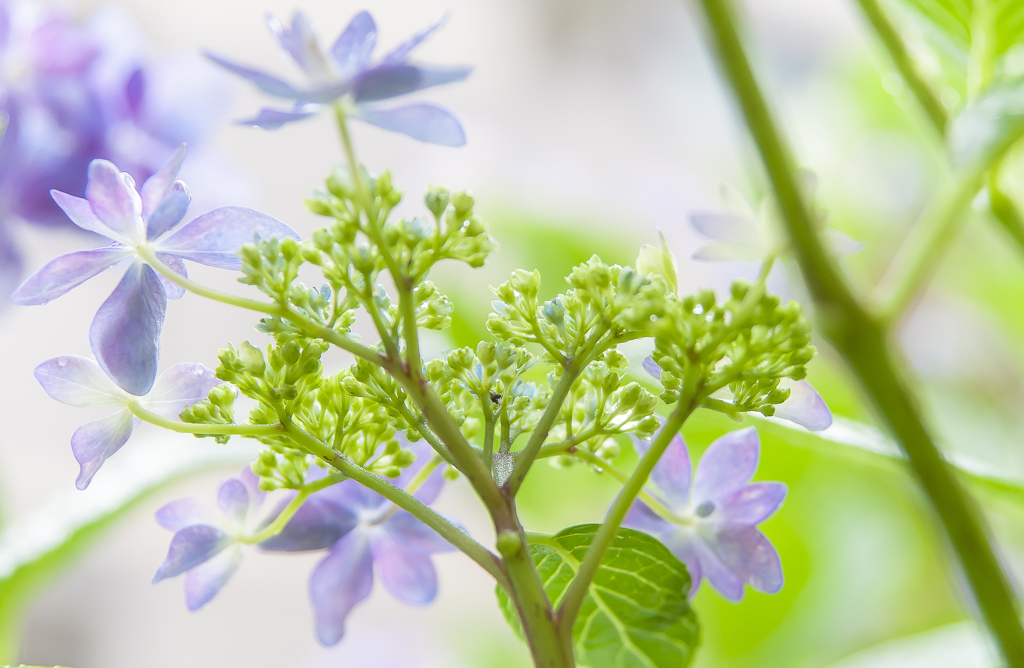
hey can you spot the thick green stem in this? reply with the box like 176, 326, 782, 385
557, 402, 694, 628
693, 0, 1024, 663
571, 447, 690, 525
853, 0, 947, 135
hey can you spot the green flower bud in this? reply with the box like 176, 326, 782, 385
238, 342, 266, 375
425, 185, 450, 218
635, 231, 679, 293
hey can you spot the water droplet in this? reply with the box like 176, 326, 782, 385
57, 357, 68, 367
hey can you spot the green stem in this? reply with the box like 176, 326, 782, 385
853, 0, 947, 135
989, 169, 1024, 254
570, 447, 690, 526
400, 281, 422, 373
556, 402, 694, 628
693, 0, 1024, 663
129, 402, 283, 437
241, 474, 345, 544
483, 397, 496, 474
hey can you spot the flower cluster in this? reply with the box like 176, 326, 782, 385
0, 0, 231, 300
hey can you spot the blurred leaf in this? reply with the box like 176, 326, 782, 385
496, 524, 700, 668
0, 436, 258, 663
948, 79, 1024, 170
898, 0, 1024, 57
822, 621, 992, 667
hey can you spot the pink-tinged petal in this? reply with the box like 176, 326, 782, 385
622, 500, 672, 536
269, 12, 331, 78
330, 10, 377, 76
310, 531, 374, 646
203, 52, 303, 99
156, 498, 221, 531
259, 495, 356, 552
217, 478, 250, 527
154, 207, 299, 269
155, 253, 187, 300
380, 14, 446, 65
146, 183, 191, 241
235, 106, 318, 130
89, 262, 166, 396
692, 427, 760, 505
384, 510, 455, 554
642, 356, 662, 380
34, 355, 128, 407
85, 160, 145, 243
689, 532, 745, 601
633, 428, 691, 510
50, 190, 120, 238
774, 380, 833, 431
139, 144, 186, 219
714, 482, 786, 525
141, 362, 221, 419
183, 543, 242, 611
72, 410, 136, 490
691, 241, 764, 263
153, 524, 234, 582
371, 531, 438, 605
12, 246, 130, 305
699, 524, 783, 595
351, 102, 466, 146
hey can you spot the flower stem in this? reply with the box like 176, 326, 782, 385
128, 402, 283, 437
852, 0, 947, 135
570, 447, 691, 526
556, 400, 695, 629
692, 0, 1024, 662
241, 473, 345, 545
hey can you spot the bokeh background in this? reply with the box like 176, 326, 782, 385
3, 0, 1024, 666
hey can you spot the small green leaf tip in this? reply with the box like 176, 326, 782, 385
636, 230, 679, 293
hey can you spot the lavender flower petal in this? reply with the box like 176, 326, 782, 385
183, 543, 243, 611
691, 427, 760, 504
689, 532, 745, 602
659, 531, 703, 598
89, 261, 167, 396
153, 524, 234, 582
146, 182, 191, 240
202, 52, 303, 100
353, 65, 470, 103
701, 524, 783, 595
690, 211, 759, 245
239, 467, 266, 511
140, 362, 221, 419
72, 409, 136, 490
325, 479, 389, 515
714, 482, 787, 525
217, 478, 250, 526
155, 253, 187, 300
773, 380, 833, 431
235, 106, 318, 130
0, 224, 22, 303
393, 440, 444, 504
384, 510, 454, 554
380, 14, 446, 65
34, 355, 128, 407
139, 143, 186, 219
84, 160, 145, 243
156, 498, 221, 531
329, 10, 377, 76
642, 356, 662, 380
351, 103, 466, 146
11, 246, 130, 306
259, 496, 355, 552
310, 531, 374, 646
642, 432, 692, 509
154, 207, 298, 269
691, 241, 764, 263
50, 190, 127, 240
269, 12, 331, 79
371, 531, 438, 605
622, 500, 669, 535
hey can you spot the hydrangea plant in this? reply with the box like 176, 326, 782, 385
11, 2, 1024, 666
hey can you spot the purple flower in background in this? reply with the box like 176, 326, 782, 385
206, 10, 470, 146
153, 468, 268, 610
262, 441, 454, 646
34, 355, 222, 489
624, 426, 786, 601
12, 145, 297, 395
642, 356, 833, 431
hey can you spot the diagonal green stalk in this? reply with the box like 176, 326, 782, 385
692, 0, 1024, 663
129, 402, 284, 437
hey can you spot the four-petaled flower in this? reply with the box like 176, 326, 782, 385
642, 357, 833, 431
34, 355, 222, 489
260, 441, 454, 646
206, 10, 471, 145
153, 468, 269, 611
12, 145, 297, 395
624, 426, 786, 601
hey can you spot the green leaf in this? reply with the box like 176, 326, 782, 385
0, 436, 258, 662
948, 79, 1024, 170
897, 0, 1024, 57
496, 524, 700, 668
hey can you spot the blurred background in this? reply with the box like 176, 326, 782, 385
3, 0, 1024, 666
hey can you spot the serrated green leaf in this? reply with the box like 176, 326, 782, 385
0, 436, 258, 662
496, 524, 700, 668
948, 79, 1024, 170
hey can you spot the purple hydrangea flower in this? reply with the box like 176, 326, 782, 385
34, 355, 222, 489
261, 441, 454, 646
12, 145, 297, 395
642, 356, 833, 431
624, 426, 786, 601
153, 468, 268, 611
206, 10, 470, 146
